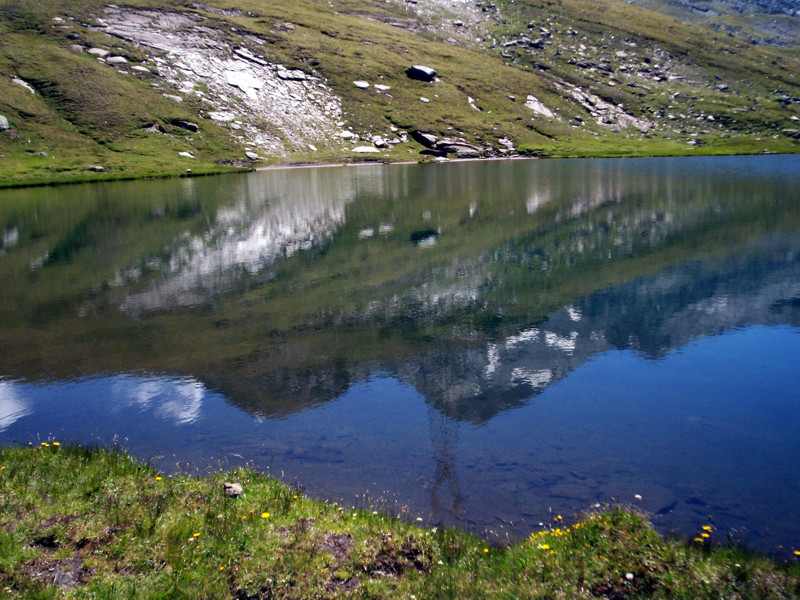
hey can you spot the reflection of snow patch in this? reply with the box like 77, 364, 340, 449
0, 381, 32, 431
485, 343, 500, 376
545, 331, 578, 353
511, 368, 553, 388
505, 327, 539, 348
567, 307, 582, 322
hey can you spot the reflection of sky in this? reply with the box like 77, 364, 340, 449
112, 376, 206, 425
1, 326, 799, 553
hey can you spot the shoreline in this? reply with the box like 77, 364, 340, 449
1, 442, 798, 598
2, 147, 799, 190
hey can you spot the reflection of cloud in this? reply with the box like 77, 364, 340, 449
114, 376, 205, 425
0, 380, 32, 431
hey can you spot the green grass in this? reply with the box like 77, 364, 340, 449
1, 444, 799, 598
1, 0, 799, 188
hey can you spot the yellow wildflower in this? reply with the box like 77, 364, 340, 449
155, 476, 162, 481
483, 548, 489, 553
693, 537, 704, 543
794, 551, 800, 556
52, 442, 60, 447
261, 512, 270, 519
41, 442, 49, 447
701, 533, 710, 539
193, 533, 200, 537
539, 544, 550, 550
701, 525, 712, 532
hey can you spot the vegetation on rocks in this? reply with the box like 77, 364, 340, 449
0, 0, 798, 187
1, 443, 799, 599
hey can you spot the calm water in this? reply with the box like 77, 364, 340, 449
1, 155, 799, 553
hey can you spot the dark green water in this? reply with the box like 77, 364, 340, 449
1, 155, 799, 552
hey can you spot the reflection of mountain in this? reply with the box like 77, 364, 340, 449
116, 170, 360, 316
0, 156, 799, 423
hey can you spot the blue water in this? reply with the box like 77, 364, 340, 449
1, 155, 799, 553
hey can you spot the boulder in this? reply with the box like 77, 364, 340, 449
106, 56, 128, 65
406, 65, 436, 82
436, 140, 482, 156
410, 130, 438, 148
245, 151, 260, 160
353, 80, 370, 89
69, 44, 84, 53
0, 115, 9, 131
87, 48, 110, 58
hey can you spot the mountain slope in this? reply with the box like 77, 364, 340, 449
0, 0, 798, 186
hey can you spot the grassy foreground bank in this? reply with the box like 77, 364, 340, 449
1, 444, 798, 599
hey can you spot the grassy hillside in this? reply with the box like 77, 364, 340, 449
0, 0, 799, 186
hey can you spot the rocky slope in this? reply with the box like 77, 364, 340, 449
0, 0, 798, 184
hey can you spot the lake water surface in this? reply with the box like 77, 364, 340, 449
1, 155, 799, 553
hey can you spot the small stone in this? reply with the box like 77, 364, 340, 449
131, 65, 150, 73
353, 80, 370, 89
625, 573, 634, 581
245, 151, 260, 160
224, 482, 243, 497
106, 56, 128, 65
308, 144, 317, 152
86, 165, 105, 172
374, 84, 391, 92
87, 48, 110, 58
163, 94, 183, 103
420, 97, 430, 103
339, 131, 356, 139
178, 151, 194, 158
69, 44, 84, 53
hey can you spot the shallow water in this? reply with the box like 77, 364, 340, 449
1, 155, 799, 552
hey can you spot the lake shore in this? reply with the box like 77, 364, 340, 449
2, 142, 799, 190
1, 443, 798, 599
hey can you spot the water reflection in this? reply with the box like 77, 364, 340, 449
1, 155, 799, 551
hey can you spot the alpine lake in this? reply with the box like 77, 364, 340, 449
1, 155, 799, 554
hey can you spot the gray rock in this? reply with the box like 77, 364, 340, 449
245, 151, 260, 160
131, 65, 150, 73
69, 44, 84, 53
142, 122, 165, 133
0, 115, 9, 131
178, 151, 194, 158
352, 146, 380, 153
436, 141, 482, 156
106, 56, 128, 65
406, 65, 437, 82
87, 165, 105, 172
411, 130, 438, 148
87, 48, 110, 58
374, 84, 391, 92
353, 80, 370, 89
163, 94, 183, 103
276, 69, 307, 81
